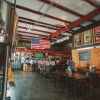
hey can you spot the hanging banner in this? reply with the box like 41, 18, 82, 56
16, 49, 64, 54
94, 26, 100, 44
83, 29, 93, 45
74, 33, 82, 47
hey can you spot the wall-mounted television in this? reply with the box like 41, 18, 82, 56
79, 51, 90, 61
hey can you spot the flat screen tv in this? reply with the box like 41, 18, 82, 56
79, 51, 90, 61
34, 53, 43, 58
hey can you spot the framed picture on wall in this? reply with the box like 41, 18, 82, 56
79, 51, 91, 61
94, 26, 100, 44
74, 33, 82, 47
83, 29, 93, 45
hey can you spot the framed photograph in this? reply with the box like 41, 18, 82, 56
74, 33, 82, 47
94, 26, 100, 44
83, 29, 93, 45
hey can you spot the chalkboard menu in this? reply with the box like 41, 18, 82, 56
79, 51, 90, 61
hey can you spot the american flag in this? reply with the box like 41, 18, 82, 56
31, 38, 50, 49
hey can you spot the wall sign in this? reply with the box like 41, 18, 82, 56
83, 29, 93, 45
94, 26, 100, 44
74, 33, 82, 47
79, 51, 90, 61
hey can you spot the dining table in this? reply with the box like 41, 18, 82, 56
65, 72, 91, 99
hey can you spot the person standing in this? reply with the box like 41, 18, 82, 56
67, 58, 75, 73
30, 58, 33, 71
45, 60, 50, 73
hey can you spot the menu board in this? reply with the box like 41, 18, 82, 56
74, 33, 82, 47
94, 26, 100, 43
83, 29, 93, 45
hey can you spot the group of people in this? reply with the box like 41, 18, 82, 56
22, 56, 77, 76
28, 58, 60, 73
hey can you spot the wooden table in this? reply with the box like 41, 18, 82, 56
67, 72, 90, 79
66, 73, 90, 99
